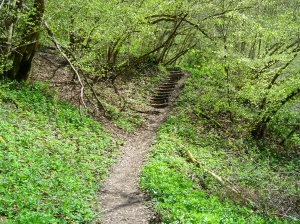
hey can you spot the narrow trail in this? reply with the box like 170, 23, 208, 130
98, 70, 189, 224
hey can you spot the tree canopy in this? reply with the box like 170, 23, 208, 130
1, 0, 299, 146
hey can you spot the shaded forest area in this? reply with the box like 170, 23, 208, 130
0, 0, 299, 223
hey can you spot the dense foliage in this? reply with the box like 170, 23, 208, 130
0, 0, 299, 222
0, 79, 117, 223
1, 0, 298, 141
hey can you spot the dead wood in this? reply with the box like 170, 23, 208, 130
175, 139, 257, 208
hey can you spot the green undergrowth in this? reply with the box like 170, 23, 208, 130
140, 67, 299, 223
0, 79, 118, 223
140, 131, 295, 224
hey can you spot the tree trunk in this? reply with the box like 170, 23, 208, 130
252, 87, 300, 139
5, 0, 45, 81
251, 117, 270, 139
280, 125, 300, 145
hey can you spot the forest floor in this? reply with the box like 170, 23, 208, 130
31, 49, 190, 223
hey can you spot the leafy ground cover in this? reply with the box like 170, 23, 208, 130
0, 79, 118, 223
140, 67, 299, 223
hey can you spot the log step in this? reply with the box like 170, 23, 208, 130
151, 103, 169, 108
150, 68, 184, 108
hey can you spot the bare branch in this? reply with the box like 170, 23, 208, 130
112, 14, 188, 82
43, 20, 86, 108
147, 14, 212, 40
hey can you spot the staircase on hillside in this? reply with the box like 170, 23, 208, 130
150, 68, 184, 108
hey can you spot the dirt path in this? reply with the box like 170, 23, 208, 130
30, 52, 188, 223
98, 72, 189, 224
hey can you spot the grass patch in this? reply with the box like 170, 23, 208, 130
142, 164, 260, 223
0, 79, 118, 223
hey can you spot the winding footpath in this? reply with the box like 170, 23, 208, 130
98, 69, 189, 224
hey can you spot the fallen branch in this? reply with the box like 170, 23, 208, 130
44, 20, 108, 115
181, 143, 239, 193
81, 71, 106, 113
59, 44, 107, 114
175, 139, 257, 207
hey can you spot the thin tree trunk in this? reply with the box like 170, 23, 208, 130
252, 87, 300, 139
4, 0, 17, 55
111, 15, 187, 82
280, 125, 300, 145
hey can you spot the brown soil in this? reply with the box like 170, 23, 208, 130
97, 72, 189, 224
98, 108, 169, 224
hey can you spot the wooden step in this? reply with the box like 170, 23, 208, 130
151, 95, 169, 99
152, 99, 170, 103
169, 71, 183, 74
169, 74, 183, 78
161, 83, 176, 87
157, 87, 174, 90
168, 74, 181, 78
151, 99, 169, 102
156, 90, 172, 93
152, 95, 171, 99
150, 103, 169, 108
167, 76, 183, 80
150, 67, 184, 108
